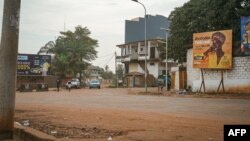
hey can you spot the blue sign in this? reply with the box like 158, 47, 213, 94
17, 54, 51, 76
240, 16, 250, 56
18, 55, 28, 61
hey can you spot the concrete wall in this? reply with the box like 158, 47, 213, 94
187, 49, 250, 93
171, 67, 180, 90
137, 63, 145, 74
128, 62, 159, 79
16, 75, 58, 89
147, 62, 159, 79
15, 123, 55, 141
129, 63, 138, 72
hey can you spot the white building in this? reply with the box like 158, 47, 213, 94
117, 39, 167, 87
116, 15, 171, 87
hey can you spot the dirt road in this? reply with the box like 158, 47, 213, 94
15, 88, 250, 141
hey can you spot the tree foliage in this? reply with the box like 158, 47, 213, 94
161, 0, 250, 62
51, 26, 98, 78
117, 64, 124, 80
37, 41, 55, 54
100, 65, 114, 80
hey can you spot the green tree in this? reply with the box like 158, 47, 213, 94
117, 64, 124, 80
51, 53, 72, 78
37, 41, 55, 54
51, 26, 98, 78
101, 65, 114, 81
98, 67, 105, 76
161, 0, 250, 62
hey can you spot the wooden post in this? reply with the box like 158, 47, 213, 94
199, 69, 206, 93
0, 0, 21, 139
217, 70, 225, 93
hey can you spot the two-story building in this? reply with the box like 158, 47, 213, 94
85, 65, 102, 81
116, 15, 170, 87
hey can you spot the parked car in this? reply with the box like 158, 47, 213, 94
66, 78, 80, 89
89, 80, 101, 89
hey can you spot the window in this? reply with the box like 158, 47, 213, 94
34, 60, 39, 65
150, 63, 155, 66
135, 49, 138, 53
140, 48, 143, 51
150, 47, 155, 59
162, 70, 166, 75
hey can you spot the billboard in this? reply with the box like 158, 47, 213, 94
193, 30, 232, 69
240, 16, 250, 56
17, 54, 51, 76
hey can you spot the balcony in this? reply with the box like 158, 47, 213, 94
117, 53, 150, 63
116, 55, 130, 62
138, 53, 149, 61
130, 52, 139, 61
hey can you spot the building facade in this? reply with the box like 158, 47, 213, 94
84, 65, 102, 82
116, 15, 170, 87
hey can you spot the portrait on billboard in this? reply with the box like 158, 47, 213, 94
240, 16, 250, 56
193, 30, 232, 69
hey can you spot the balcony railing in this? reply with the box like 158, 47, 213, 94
116, 53, 151, 62
139, 53, 148, 56
116, 55, 129, 62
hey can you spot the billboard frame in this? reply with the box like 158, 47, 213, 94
193, 30, 232, 69
17, 54, 51, 76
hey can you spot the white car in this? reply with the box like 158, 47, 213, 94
66, 78, 80, 89
89, 80, 101, 89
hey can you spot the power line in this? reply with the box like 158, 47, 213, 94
97, 52, 114, 58
102, 53, 115, 67
96, 52, 115, 66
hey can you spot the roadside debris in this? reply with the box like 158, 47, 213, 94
23, 120, 30, 127
51, 130, 58, 134
15, 121, 22, 126
15, 116, 127, 139
107, 136, 112, 141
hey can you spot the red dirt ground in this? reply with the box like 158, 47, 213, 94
14, 87, 250, 141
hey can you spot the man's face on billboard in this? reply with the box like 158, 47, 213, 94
212, 33, 225, 48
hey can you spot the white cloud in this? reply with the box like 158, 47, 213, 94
0, 0, 189, 72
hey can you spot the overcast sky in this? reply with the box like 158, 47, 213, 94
0, 0, 189, 72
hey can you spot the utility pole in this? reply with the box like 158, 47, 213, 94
131, 0, 147, 93
115, 52, 118, 88
0, 0, 21, 139
160, 28, 170, 90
